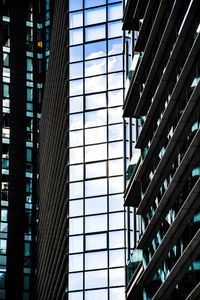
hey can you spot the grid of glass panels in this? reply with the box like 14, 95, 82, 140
67, 1, 126, 299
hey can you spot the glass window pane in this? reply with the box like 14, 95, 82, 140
109, 194, 124, 212
69, 235, 83, 253
69, 0, 83, 11
109, 230, 125, 248
108, 107, 123, 123
86, 233, 107, 250
84, 0, 106, 8
85, 6, 106, 25
69, 130, 83, 147
69, 62, 83, 79
85, 178, 107, 197
69, 147, 83, 164
109, 212, 124, 230
85, 58, 106, 76
85, 196, 107, 215
108, 72, 123, 89
69, 200, 83, 217
69, 96, 83, 113
110, 287, 125, 300
109, 159, 123, 176
109, 141, 123, 159
69, 79, 83, 96
69, 113, 83, 130
108, 89, 123, 107
69, 11, 83, 28
3, 53, 9, 67
85, 41, 106, 60
85, 109, 107, 127
85, 270, 107, 289
85, 25, 105, 42
68, 272, 83, 291
85, 126, 107, 144
69, 182, 83, 199
69, 254, 83, 272
109, 249, 125, 267
69, 292, 83, 300
86, 162, 106, 179
69, 165, 83, 182
85, 144, 107, 162
85, 251, 107, 270
108, 3, 122, 21
86, 93, 106, 110
108, 21, 121, 38
85, 289, 108, 300
3, 84, 9, 98
85, 214, 107, 233
108, 124, 123, 141
108, 37, 123, 55
85, 75, 106, 93
69, 217, 83, 235
109, 268, 125, 286
108, 55, 123, 72
69, 45, 83, 62
109, 176, 124, 194
70, 28, 83, 45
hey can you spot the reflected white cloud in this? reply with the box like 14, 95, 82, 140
85, 58, 106, 76
85, 126, 107, 144
85, 143, 107, 162
86, 50, 105, 60
85, 109, 107, 127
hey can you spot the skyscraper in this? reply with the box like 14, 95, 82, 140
0, 0, 52, 299
36, 0, 130, 299
123, 0, 200, 299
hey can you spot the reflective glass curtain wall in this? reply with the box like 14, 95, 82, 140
67, 1, 127, 299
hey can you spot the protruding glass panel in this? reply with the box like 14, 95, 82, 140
85, 6, 106, 25
85, 196, 107, 214
85, 270, 107, 289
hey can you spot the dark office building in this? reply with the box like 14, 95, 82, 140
0, 0, 52, 299
123, 0, 200, 299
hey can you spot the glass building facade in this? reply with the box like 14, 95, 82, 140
67, 0, 130, 299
